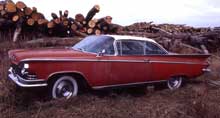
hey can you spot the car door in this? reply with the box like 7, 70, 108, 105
92, 36, 115, 86
108, 39, 152, 85
144, 41, 169, 81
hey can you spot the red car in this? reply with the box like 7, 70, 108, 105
8, 35, 210, 99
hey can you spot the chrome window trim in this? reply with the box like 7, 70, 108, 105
114, 39, 168, 56
73, 36, 117, 56
73, 37, 168, 56
92, 80, 167, 89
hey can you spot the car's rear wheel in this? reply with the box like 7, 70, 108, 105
50, 76, 78, 99
167, 76, 183, 90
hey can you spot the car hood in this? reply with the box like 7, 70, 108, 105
8, 47, 95, 64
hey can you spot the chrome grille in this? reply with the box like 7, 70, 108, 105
10, 64, 37, 80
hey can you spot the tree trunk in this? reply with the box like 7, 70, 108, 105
85, 5, 100, 23
13, 27, 21, 42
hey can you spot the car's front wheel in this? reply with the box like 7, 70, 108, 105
167, 76, 183, 90
50, 76, 78, 99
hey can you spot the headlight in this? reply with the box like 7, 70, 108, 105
24, 63, 29, 69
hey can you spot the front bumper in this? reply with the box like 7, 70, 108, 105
8, 67, 48, 87
202, 68, 211, 73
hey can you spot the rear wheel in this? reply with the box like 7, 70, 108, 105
167, 76, 183, 90
50, 76, 78, 99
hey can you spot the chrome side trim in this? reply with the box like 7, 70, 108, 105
21, 58, 201, 65
47, 71, 87, 80
21, 58, 146, 63
92, 80, 167, 89
149, 60, 202, 65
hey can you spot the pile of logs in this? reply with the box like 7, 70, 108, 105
120, 22, 220, 53
0, 0, 122, 42
47, 5, 121, 37
0, 0, 220, 54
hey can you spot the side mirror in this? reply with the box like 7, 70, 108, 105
97, 49, 106, 57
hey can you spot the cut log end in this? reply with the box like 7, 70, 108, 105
63, 20, 69, 26
87, 28, 93, 34
47, 21, 54, 28
71, 24, 78, 31
75, 13, 85, 23
27, 18, 35, 26
1, 10, 6, 16
16, 1, 26, 10
32, 13, 44, 21
5, 2, 16, 13
38, 19, 48, 25
105, 16, 112, 24
88, 20, 96, 28
0, 4, 4, 11
94, 5, 100, 12
12, 15, 19, 22
95, 29, 101, 35
24, 7, 33, 16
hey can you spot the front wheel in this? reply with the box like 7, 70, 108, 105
50, 76, 78, 99
167, 76, 183, 90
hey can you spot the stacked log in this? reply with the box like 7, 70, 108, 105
0, 1, 122, 41
48, 5, 122, 36
120, 22, 220, 53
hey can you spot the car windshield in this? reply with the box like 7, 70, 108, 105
72, 35, 115, 54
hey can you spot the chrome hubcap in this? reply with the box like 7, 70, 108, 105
172, 80, 179, 87
56, 81, 74, 98
168, 77, 182, 90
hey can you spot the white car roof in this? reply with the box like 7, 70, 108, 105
106, 35, 157, 43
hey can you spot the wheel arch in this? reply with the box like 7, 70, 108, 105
169, 73, 189, 80
168, 74, 189, 85
47, 71, 91, 90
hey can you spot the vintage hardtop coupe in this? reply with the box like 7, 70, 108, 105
8, 35, 210, 99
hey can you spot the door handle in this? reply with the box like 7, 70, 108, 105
144, 59, 150, 63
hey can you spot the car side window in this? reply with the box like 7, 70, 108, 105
117, 40, 144, 55
144, 42, 166, 55
103, 42, 115, 55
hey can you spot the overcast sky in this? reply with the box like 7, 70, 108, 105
13, 0, 220, 27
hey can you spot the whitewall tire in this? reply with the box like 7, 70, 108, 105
51, 76, 78, 99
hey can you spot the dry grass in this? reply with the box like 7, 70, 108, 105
0, 38, 220, 118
